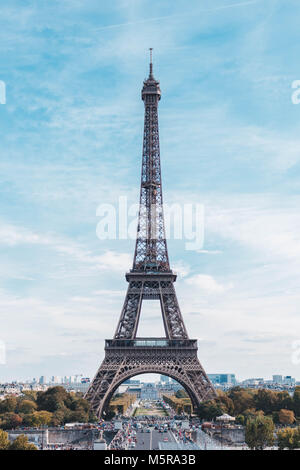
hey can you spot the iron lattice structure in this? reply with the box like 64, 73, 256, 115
85, 51, 216, 417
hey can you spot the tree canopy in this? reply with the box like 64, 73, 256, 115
0, 430, 37, 450
197, 387, 300, 421
0, 387, 96, 429
245, 415, 275, 450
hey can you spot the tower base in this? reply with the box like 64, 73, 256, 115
85, 338, 216, 418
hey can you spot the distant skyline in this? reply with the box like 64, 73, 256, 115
1, 372, 298, 384
0, 0, 300, 382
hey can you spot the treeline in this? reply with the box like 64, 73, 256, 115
163, 393, 192, 415
198, 386, 300, 424
244, 416, 300, 450
0, 386, 97, 430
109, 393, 136, 416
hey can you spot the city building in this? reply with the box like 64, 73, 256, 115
140, 383, 159, 400
242, 378, 264, 386
283, 376, 296, 385
62, 382, 90, 393
51, 376, 61, 384
125, 386, 141, 398
208, 374, 237, 386
157, 381, 183, 395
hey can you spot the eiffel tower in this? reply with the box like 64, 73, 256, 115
85, 50, 216, 417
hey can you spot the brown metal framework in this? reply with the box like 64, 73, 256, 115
85, 51, 216, 417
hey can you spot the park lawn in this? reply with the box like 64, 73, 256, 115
135, 406, 168, 416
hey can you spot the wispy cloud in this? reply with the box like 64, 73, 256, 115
185, 274, 232, 294
93, 1, 263, 32
0, 221, 131, 272
205, 196, 300, 261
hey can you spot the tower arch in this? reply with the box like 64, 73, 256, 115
102, 370, 198, 416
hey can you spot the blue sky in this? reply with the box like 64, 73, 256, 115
0, 0, 300, 382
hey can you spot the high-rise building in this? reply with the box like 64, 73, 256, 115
51, 376, 61, 384
208, 374, 236, 385
272, 375, 283, 384
283, 376, 295, 385
39, 376, 47, 384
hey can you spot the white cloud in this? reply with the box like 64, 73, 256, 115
0, 221, 131, 273
95, 250, 132, 272
223, 126, 300, 172
205, 197, 300, 261
172, 260, 190, 278
92, 289, 125, 297
185, 274, 231, 294
0, 223, 50, 247
0, 287, 119, 374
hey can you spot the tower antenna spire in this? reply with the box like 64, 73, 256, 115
149, 47, 153, 78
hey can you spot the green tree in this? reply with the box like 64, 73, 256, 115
33, 411, 53, 427
243, 408, 264, 421
0, 397, 17, 413
245, 415, 275, 450
175, 389, 189, 399
0, 430, 10, 450
293, 387, 300, 417
18, 399, 37, 414
51, 409, 66, 426
276, 391, 293, 411
272, 411, 279, 424
235, 414, 245, 425
22, 390, 37, 402
70, 397, 90, 413
88, 410, 98, 423
1, 412, 23, 430
228, 388, 255, 415
9, 435, 37, 450
254, 389, 278, 415
21, 413, 36, 427
215, 390, 234, 415
277, 426, 300, 450
21, 410, 52, 427
68, 410, 88, 423
0, 388, 93, 430
36, 386, 69, 412
197, 401, 223, 420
